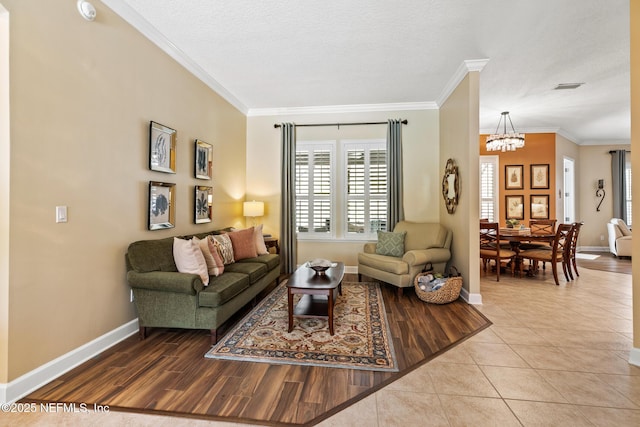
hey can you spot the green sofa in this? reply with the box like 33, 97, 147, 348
126, 231, 280, 344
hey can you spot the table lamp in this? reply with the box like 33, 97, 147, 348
243, 200, 264, 227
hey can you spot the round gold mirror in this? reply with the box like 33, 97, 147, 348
442, 158, 459, 214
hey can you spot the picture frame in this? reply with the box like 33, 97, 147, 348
505, 195, 524, 220
194, 185, 213, 224
194, 139, 213, 180
148, 181, 175, 230
505, 165, 524, 190
149, 121, 177, 173
530, 195, 550, 219
530, 164, 549, 189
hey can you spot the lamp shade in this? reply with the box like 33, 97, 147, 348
243, 201, 264, 217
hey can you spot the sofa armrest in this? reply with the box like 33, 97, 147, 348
363, 242, 377, 254
403, 248, 451, 266
127, 271, 204, 295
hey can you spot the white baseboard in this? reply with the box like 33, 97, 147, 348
460, 287, 482, 305
629, 347, 640, 367
0, 319, 139, 404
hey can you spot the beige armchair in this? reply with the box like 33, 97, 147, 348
357, 221, 452, 295
607, 218, 632, 257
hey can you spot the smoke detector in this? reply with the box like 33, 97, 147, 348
77, 1, 96, 21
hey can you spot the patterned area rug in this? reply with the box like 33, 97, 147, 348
205, 281, 398, 371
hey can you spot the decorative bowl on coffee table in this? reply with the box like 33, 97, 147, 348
305, 259, 336, 276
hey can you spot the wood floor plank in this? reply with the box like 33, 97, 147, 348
22, 273, 491, 426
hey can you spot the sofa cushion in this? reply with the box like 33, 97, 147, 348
198, 272, 250, 308
211, 234, 235, 265
238, 254, 280, 271
173, 237, 209, 286
228, 227, 258, 260
224, 262, 268, 283
376, 231, 406, 257
358, 252, 409, 275
127, 237, 177, 273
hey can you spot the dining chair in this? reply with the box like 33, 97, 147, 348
567, 221, 584, 279
519, 219, 558, 269
517, 223, 574, 286
480, 222, 516, 281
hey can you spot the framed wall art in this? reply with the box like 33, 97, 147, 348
194, 185, 213, 224
148, 181, 175, 230
530, 195, 550, 219
530, 164, 549, 189
149, 121, 177, 173
505, 165, 524, 190
195, 139, 213, 180
505, 195, 524, 220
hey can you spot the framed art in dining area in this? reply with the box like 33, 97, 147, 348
505, 165, 524, 190
148, 181, 175, 230
505, 195, 524, 220
530, 164, 549, 189
530, 195, 550, 219
195, 139, 213, 180
194, 186, 213, 224
149, 121, 177, 173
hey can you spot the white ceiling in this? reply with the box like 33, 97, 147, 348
103, 0, 630, 144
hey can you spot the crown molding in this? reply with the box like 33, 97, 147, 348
437, 59, 489, 107
247, 101, 438, 117
101, 0, 248, 114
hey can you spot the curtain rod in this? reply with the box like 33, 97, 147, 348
608, 150, 631, 153
273, 119, 407, 129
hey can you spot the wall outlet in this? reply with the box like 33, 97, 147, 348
600, 235, 605, 241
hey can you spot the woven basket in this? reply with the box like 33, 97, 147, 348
414, 266, 462, 304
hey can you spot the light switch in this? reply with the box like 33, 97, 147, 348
56, 206, 67, 223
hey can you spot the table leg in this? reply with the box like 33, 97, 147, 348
287, 288, 294, 332
328, 289, 334, 335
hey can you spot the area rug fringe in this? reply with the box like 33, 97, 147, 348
205, 281, 398, 372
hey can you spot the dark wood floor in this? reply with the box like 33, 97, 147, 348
22, 274, 491, 426
575, 251, 631, 275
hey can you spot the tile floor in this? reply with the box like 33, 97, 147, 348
3, 264, 639, 426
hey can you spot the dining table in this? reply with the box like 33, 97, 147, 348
500, 227, 556, 276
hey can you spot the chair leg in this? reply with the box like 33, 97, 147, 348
495, 258, 500, 282
572, 257, 580, 277
552, 261, 560, 286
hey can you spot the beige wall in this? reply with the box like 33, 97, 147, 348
1, 0, 246, 381
246, 109, 439, 267
0, 4, 9, 384
631, 0, 639, 352
577, 144, 630, 249
439, 73, 481, 298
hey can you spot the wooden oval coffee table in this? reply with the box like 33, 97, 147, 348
287, 262, 345, 335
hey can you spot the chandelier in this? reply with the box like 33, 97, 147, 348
486, 111, 525, 152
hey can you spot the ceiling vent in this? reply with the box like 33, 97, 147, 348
554, 83, 584, 90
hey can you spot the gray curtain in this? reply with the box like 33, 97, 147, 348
611, 150, 627, 222
386, 119, 405, 232
279, 123, 297, 274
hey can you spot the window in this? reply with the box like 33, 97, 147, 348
296, 139, 387, 240
479, 155, 499, 222
295, 142, 335, 238
344, 141, 387, 238
626, 159, 632, 226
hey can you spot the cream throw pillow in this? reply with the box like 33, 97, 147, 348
173, 237, 209, 286
254, 224, 269, 255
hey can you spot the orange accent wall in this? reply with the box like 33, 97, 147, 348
479, 133, 556, 226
